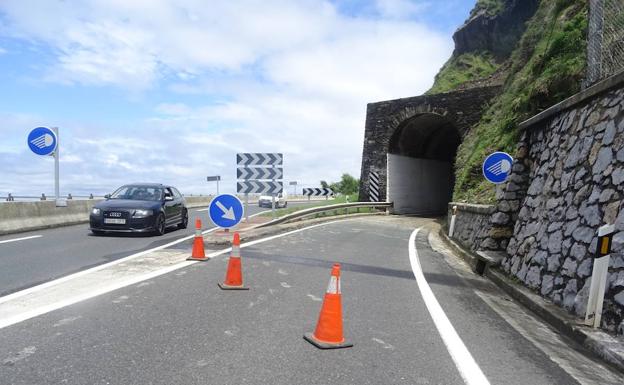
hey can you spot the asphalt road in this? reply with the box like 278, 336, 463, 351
0, 201, 313, 296
1, 216, 620, 384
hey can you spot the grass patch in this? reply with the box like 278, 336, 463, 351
453, 0, 587, 203
428, 52, 499, 94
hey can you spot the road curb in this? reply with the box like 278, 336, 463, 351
437, 227, 624, 374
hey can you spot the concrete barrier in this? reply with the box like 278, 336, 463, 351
0, 195, 328, 236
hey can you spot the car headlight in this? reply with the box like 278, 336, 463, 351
132, 209, 153, 218
91, 208, 101, 215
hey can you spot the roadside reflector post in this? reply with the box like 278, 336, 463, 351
449, 205, 458, 238
584, 224, 615, 328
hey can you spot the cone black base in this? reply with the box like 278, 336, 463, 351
218, 283, 249, 290
187, 256, 209, 261
303, 333, 353, 349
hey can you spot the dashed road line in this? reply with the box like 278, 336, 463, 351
0, 235, 42, 245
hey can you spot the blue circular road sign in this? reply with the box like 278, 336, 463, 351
483, 152, 513, 184
209, 194, 244, 229
28, 127, 57, 156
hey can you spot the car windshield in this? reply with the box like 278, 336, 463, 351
110, 186, 163, 201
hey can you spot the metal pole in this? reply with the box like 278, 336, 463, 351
52, 127, 60, 205
217, 180, 220, 196
271, 194, 276, 219
245, 193, 249, 222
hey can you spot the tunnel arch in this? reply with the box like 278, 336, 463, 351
386, 113, 461, 215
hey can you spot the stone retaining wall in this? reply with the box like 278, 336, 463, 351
499, 73, 624, 333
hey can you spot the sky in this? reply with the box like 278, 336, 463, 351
0, 0, 477, 197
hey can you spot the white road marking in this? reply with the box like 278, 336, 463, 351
0, 219, 343, 329
0, 235, 42, 245
0, 211, 267, 305
408, 228, 490, 385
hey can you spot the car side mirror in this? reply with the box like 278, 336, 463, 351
165, 195, 174, 201
104, 194, 111, 199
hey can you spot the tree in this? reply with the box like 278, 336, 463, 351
337, 173, 359, 195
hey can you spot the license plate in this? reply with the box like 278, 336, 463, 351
104, 218, 126, 224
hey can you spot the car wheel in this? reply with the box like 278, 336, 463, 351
284, 202, 287, 208
178, 209, 188, 229
155, 213, 166, 236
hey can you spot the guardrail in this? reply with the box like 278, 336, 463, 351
256, 201, 393, 228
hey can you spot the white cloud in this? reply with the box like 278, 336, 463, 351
0, 0, 455, 195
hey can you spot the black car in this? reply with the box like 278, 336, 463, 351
89, 183, 188, 236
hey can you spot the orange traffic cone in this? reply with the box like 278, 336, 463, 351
218, 232, 249, 290
304, 263, 353, 349
187, 219, 208, 261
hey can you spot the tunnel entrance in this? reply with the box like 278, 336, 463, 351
387, 113, 461, 215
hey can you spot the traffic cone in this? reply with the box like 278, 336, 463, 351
187, 219, 208, 261
304, 263, 353, 349
218, 232, 249, 290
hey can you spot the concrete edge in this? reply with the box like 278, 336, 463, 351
438, 228, 624, 374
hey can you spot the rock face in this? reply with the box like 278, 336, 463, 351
453, 0, 540, 60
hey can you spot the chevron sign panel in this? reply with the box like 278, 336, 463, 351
237, 167, 283, 180
237, 181, 283, 194
237, 153, 283, 166
302, 188, 334, 197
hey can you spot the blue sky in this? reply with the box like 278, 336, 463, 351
0, 0, 477, 197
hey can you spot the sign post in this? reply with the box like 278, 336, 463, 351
449, 205, 458, 238
27, 126, 64, 207
289, 181, 297, 196
206, 175, 221, 196
584, 224, 615, 328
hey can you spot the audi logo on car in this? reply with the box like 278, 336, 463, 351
109, 212, 122, 217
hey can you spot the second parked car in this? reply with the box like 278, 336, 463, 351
89, 183, 188, 236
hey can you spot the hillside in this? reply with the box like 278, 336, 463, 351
429, 0, 588, 203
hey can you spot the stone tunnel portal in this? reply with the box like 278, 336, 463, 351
387, 113, 461, 215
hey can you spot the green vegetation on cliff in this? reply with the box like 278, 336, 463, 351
470, 0, 505, 17
453, 0, 588, 203
428, 52, 499, 94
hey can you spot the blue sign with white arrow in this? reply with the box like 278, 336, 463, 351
209, 194, 244, 229
28, 127, 57, 156
483, 151, 514, 184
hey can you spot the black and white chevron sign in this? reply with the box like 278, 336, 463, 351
369, 171, 380, 202
303, 188, 333, 197
237, 167, 283, 180
237, 153, 283, 166
237, 181, 283, 194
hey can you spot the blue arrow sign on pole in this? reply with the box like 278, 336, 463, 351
28, 127, 57, 156
209, 194, 244, 229
483, 152, 514, 184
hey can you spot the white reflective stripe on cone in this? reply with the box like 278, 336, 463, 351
232, 245, 240, 257
326, 276, 340, 294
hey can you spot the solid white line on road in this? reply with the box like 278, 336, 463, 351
0, 218, 343, 329
0, 211, 267, 305
408, 228, 490, 385
0, 235, 42, 245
